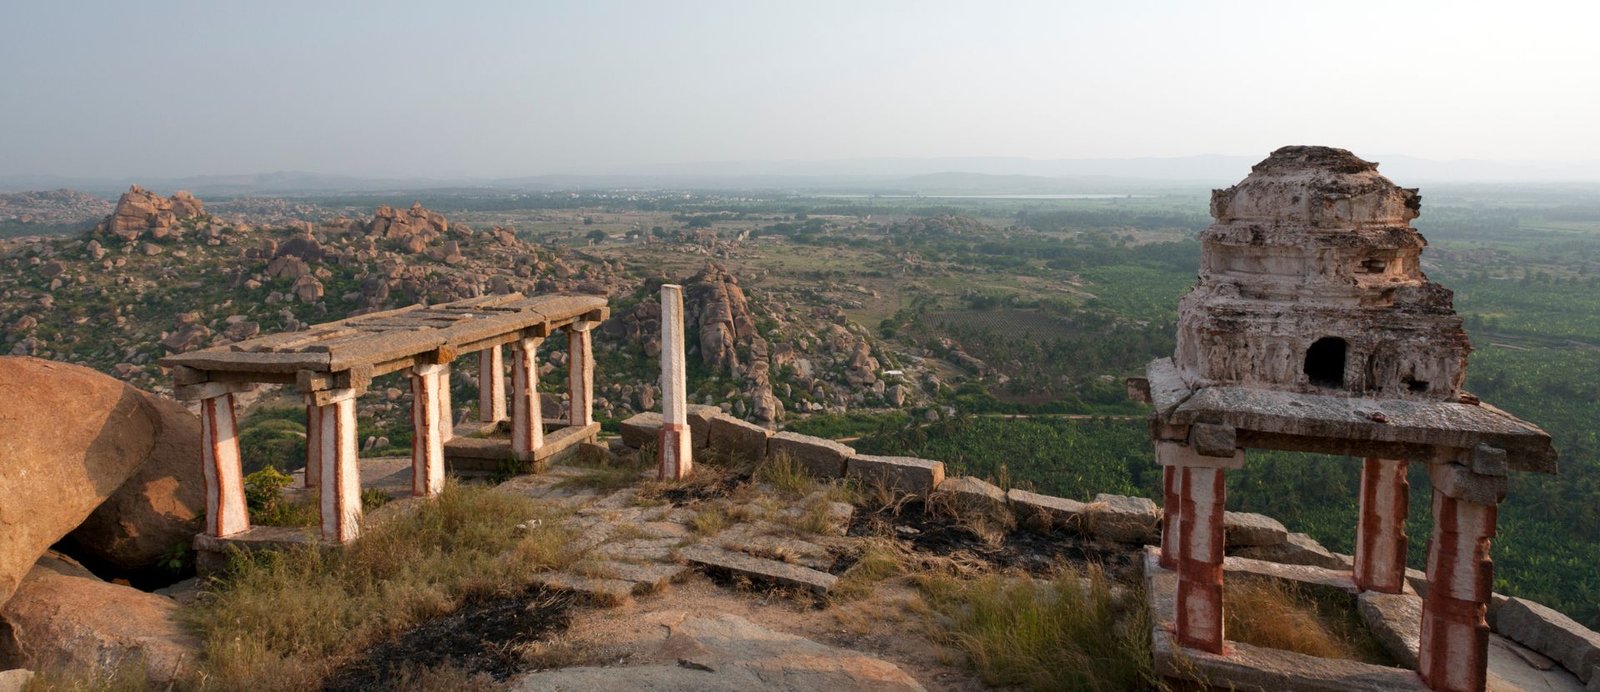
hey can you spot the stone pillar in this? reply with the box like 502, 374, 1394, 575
438, 363, 454, 442
658, 284, 692, 480
1176, 465, 1227, 653
479, 345, 506, 423
200, 392, 249, 538
304, 396, 322, 490
1157, 439, 1243, 655
511, 336, 545, 461
568, 323, 594, 427
315, 389, 362, 543
1354, 457, 1409, 593
1160, 464, 1181, 570
409, 363, 447, 497
1419, 462, 1503, 692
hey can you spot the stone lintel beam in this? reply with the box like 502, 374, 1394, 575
295, 365, 372, 400
176, 380, 255, 402
1157, 440, 1244, 470
1189, 422, 1238, 457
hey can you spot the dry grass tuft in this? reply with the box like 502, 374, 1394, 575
181, 481, 576, 689
1224, 575, 1390, 663
915, 564, 1159, 691
832, 538, 913, 600
690, 505, 731, 535
752, 451, 815, 499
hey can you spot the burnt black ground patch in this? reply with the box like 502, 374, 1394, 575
322, 587, 574, 691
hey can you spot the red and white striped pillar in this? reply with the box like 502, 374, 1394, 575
1160, 464, 1182, 570
409, 363, 447, 497
658, 284, 692, 480
1176, 465, 1227, 653
567, 323, 595, 427
479, 345, 506, 423
1419, 465, 1500, 692
1354, 457, 1409, 593
510, 336, 545, 461
315, 389, 362, 543
200, 392, 250, 538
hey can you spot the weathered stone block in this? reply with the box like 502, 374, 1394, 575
1190, 422, 1238, 457
846, 454, 944, 496
767, 432, 854, 479
685, 405, 720, 449
1498, 597, 1600, 683
929, 477, 1013, 533
679, 544, 837, 595
1224, 511, 1288, 548
1358, 590, 1422, 668
708, 416, 771, 463
1007, 488, 1088, 532
618, 411, 661, 449
1233, 532, 1350, 570
1087, 493, 1160, 544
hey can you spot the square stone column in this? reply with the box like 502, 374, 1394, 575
510, 336, 545, 461
304, 396, 322, 490
658, 284, 692, 480
409, 363, 447, 497
1158, 440, 1243, 655
438, 363, 454, 442
1354, 457, 1409, 593
1160, 464, 1182, 570
314, 389, 362, 543
567, 323, 595, 427
479, 345, 506, 423
1419, 461, 1504, 692
200, 392, 249, 538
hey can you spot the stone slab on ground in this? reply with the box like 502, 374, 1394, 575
1007, 488, 1088, 532
708, 416, 771, 462
685, 406, 721, 448
1233, 532, 1351, 570
619, 411, 663, 449
679, 544, 837, 595
1359, 590, 1423, 668
0, 670, 33, 692
718, 524, 838, 572
590, 537, 681, 562
1086, 493, 1160, 544
574, 560, 687, 593
932, 476, 1008, 516
1224, 511, 1289, 548
767, 432, 855, 479
1487, 635, 1586, 692
846, 455, 944, 496
1498, 597, 1600, 684
509, 612, 924, 691
529, 571, 636, 606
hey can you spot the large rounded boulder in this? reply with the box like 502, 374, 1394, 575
0, 357, 202, 603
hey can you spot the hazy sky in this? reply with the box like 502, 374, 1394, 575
2, 1, 1597, 178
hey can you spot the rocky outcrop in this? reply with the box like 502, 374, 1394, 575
97, 186, 205, 241
0, 553, 198, 684
687, 264, 757, 374
66, 392, 204, 572
364, 202, 448, 254
0, 358, 161, 604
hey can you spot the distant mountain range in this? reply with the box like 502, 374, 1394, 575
5, 154, 1599, 197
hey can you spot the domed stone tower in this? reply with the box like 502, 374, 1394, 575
1173, 146, 1470, 400
1134, 146, 1556, 692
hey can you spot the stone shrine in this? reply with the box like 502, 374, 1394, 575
1134, 146, 1557, 692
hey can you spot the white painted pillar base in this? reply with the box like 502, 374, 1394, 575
200, 393, 250, 538
1355, 457, 1409, 594
658, 284, 693, 480
479, 345, 507, 423
568, 324, 594, 427
1419, 471, 1498, 692
410, 363, 447, 497
511, 337, 545, 461
316, 389, 362, 543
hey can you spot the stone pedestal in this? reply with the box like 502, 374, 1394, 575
568, 324, 594, 427
1355, 457, 1409, 594
410, 363, 447, 497
200, 392, 249, 538
511, 337, 545, 461
315, 389, 362, 543
479, 345, 506, 423
1419, 467, 1500, 692
658, 284, 692, 480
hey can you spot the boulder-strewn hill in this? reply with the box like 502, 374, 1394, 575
0, 189, 113, 237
